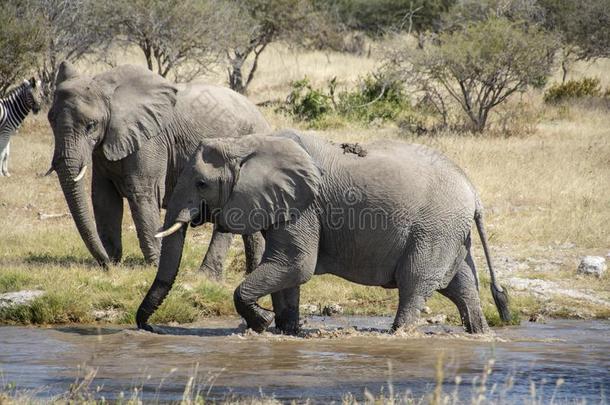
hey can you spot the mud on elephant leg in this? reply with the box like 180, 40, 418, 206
199, 226, 233, 279
92, 174, 123, 263
439, 252, 489, 334
272, 287, 301, 335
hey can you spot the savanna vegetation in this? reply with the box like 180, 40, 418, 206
0, 0, 609, 330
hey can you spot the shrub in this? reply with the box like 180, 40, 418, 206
544, 78, 603, 104
280, 73, 413, 127
338, 74, 411, 123
386, 17, 557, 133
281, 77, 334, 122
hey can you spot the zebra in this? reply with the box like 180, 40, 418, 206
0, 78, 43, 176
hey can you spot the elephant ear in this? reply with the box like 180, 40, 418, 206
102, 66, 178, 161
55, 61, 79, 85
217, 136, 321, 235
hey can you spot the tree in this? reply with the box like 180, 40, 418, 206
98, 0, 234, 82
25, 0, 103, 101
225, 0, 332, 94
441, 0, 545, 31
388, 17, 556, 132
539, 0, 610, 82
0, 2, 45, 95
316, 0, 455, 41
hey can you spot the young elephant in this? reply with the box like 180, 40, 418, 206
138, 130, 510, 334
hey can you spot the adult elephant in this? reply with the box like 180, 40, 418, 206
46, 62, 269, 273
140, 130, 511, 334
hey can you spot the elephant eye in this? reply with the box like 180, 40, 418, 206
196, 179, 207, 190
85, 121, 97, 134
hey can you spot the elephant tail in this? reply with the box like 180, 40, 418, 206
474, 205, 511, 323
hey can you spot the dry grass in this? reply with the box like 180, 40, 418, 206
0, 44, 609, 326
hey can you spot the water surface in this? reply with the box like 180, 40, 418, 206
0, 317, 608, 403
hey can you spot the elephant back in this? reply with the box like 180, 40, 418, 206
175, 83, 270, 138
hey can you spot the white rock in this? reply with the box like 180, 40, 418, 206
91, 308, 121, 322
577, 256, 607, 278
299, 304, 319, 315
426, 314, 447, 324
0, 290, 45, 309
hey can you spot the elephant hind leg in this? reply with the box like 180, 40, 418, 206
392, 239, 464, 332
392, 254, 444, 331
439, 251, 489, 334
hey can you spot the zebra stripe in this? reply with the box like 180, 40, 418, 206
0, 81, 35, 136
0, 80, 37, 176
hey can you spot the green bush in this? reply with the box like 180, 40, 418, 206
338, 74, 411, 123
281, 77, 334, 122
279, 73, 412, 127
544, 77, 603, 104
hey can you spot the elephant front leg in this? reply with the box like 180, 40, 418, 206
127, 193, 161, 265
199, 226, 233, 279
242, 232, 265, 274
234, 215, 318, 333
272, 287, 301, 335
92, 173, 123, 263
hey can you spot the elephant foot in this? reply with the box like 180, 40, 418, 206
234, 289, 274, 333
247, 305, 274, 333
390, 317, 419, 334
275, 307, 301, 335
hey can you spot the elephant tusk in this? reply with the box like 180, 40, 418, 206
43, 166, 55, 177
73, 165, 88, 182
155, 222, 184, 238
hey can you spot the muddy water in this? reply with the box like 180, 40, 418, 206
0, 317, 608, 403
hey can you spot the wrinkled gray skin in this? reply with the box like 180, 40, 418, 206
46, 62, 269, 273
140, 130, 510, 334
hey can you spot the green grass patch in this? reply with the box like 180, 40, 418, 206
0, 271, 33, 293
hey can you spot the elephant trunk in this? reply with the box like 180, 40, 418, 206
53, 135, 110, 267
56, 161, 110, 267
136, 217, 188, 329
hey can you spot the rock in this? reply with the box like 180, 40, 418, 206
426, 314, 447, 324
421, 306, 431, 315
528, 313, 545, 323
299, 304, 319, 315
577, 256, 607, 278
91, 308, 121, 322
0, 290, 45, 309
321, 303, 343, 316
